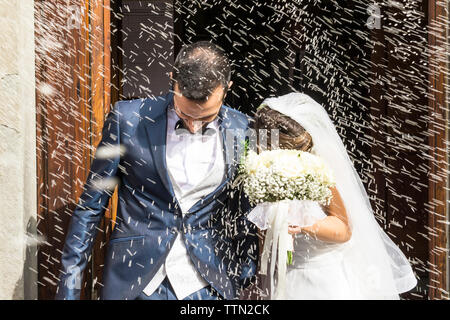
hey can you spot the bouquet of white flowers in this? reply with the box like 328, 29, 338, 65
240, 149, 335, 206
235, 148, 336, 299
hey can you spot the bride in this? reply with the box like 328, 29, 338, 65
251, 92, 417, 299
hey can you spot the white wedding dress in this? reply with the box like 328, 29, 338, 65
285, 206, 360, 299
255, 200, 363, 300
287, 236, 356, 300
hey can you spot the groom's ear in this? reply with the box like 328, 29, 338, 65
169, 72, 176, 92
223, 81, 233, 100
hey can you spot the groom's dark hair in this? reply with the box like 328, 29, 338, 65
171, 41, 231, 101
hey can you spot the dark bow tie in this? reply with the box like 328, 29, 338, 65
174, 119, 215, 136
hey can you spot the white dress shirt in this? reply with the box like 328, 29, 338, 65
142, 105, 225, 299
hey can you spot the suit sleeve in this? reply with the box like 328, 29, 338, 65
232, 117, 259, 293
233, 180, 259, 291
55, 102, 121, 300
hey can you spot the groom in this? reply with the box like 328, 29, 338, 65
55, 41, 258, 300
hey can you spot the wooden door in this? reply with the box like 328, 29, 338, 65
35, 0, 113, 300
427, 0, 448, 300
36, 0, 175, 300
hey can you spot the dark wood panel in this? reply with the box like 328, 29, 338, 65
119, 0, 174, 99
369, 1, 431, 299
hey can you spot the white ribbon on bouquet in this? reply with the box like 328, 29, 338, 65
248, 199, 327, 299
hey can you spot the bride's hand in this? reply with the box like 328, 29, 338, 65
288, 225, 302, 235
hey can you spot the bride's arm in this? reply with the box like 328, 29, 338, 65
288, 186, 352, 243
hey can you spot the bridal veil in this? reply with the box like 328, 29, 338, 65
259, 92, 417, 299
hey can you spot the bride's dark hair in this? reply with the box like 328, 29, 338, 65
255, 105, 313, 152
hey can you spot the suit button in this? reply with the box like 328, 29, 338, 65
170, 227, 177, 234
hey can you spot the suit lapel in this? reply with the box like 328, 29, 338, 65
143, 93, 176, 199
217, 106, 248, 182
217, 106, 234, 180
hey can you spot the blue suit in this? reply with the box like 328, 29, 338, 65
55, 92, 258, 300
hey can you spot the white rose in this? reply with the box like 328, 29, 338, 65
273, 152, 306, 178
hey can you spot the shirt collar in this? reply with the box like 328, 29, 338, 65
167, 104, 219, 135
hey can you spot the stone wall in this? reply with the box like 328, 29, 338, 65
0, 0, 37, 299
